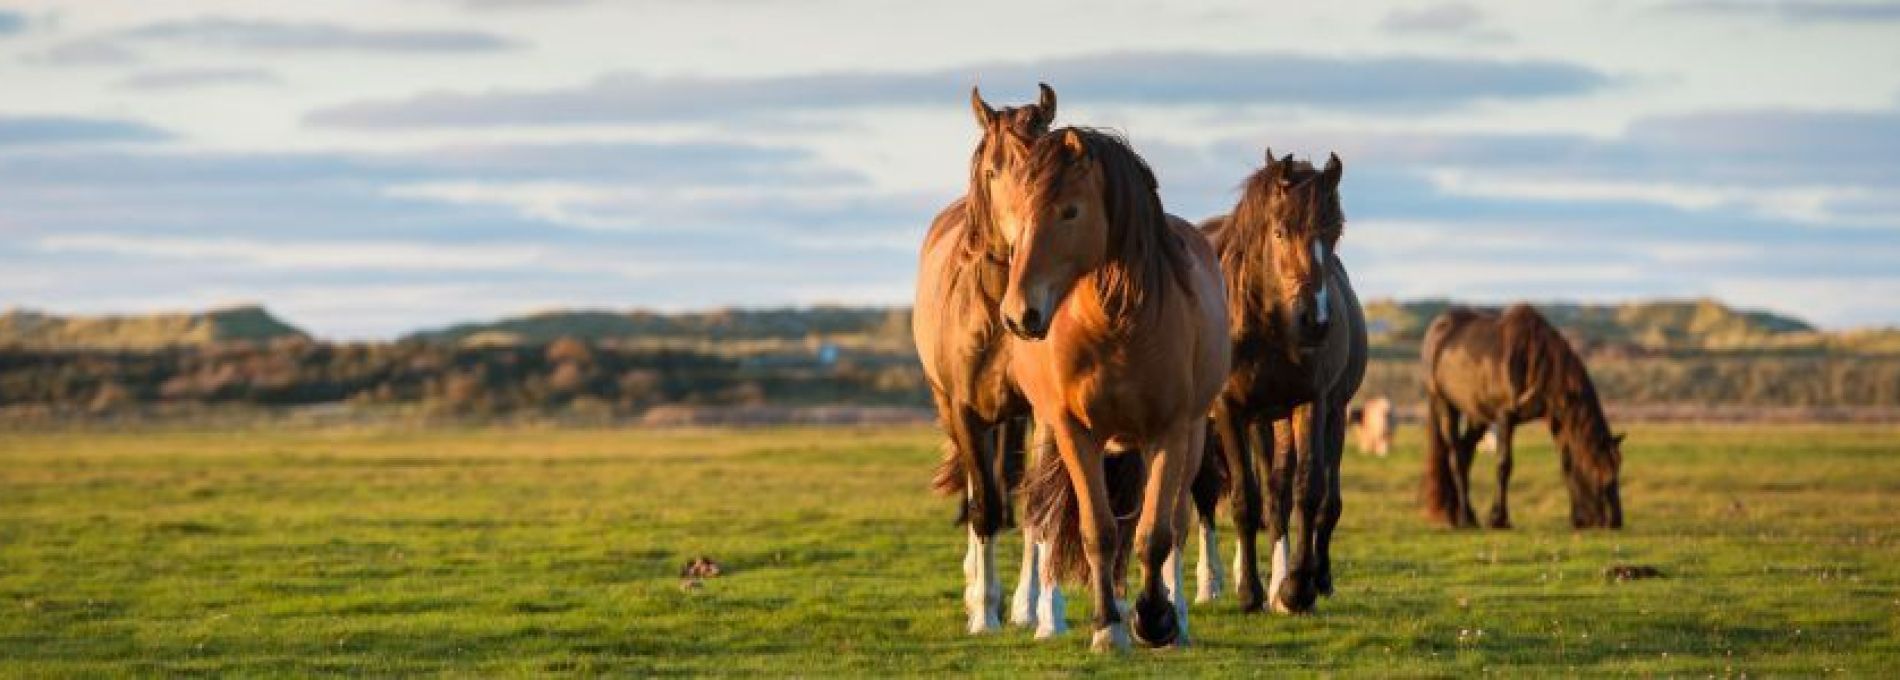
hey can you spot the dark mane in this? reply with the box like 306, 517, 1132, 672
1218, 157, 1346, 330
1020, 127, 1189, 320
1498, 305, 1620, 480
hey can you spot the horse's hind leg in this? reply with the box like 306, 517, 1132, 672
1190, 434, 1226, 604
1452, 422, 1486, 528
1005, 418, 1039, 628
1316, 399, 1347, 597
1273, 404, 1326, 614
1213, 402, 1264, 611
1488, 420, 1516, 529
949, 411, 1003, 633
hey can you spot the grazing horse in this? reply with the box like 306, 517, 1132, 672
1197, 150, 1367, 614
998, 128, 1230, 651
1349, 395, 1395, 457
1419, 305, 1625, 529
913, 84, 1063, 634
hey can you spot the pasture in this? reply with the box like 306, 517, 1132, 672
1, 423, 1896, 675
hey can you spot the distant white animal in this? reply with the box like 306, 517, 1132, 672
1349, 395, 1395, 457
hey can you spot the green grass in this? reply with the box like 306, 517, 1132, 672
2, 424, 1896, 676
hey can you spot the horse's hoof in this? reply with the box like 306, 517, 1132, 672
1272, 577, 1318, 615
1090, 624, 1131, 653
967, 612, 1002, 634
1195, 574, 1223, 604
1316, 572, 1334, 597
1130, 594, 1179, 648
1236, 577, 1266, 613
1035, 618, 1068, 640
1487, 513, 1513, 530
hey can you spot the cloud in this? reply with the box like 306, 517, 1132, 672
26, 38, 140, 65
33, 16, 517, 64
114, 67, 283, 91
0, 116, 172, 146
1671, 0, 1900, 22
305, 50, 1610, 128
37, 234, 551, 271
120, 17, 518, 52
0, 10, 26, 36
1379, 3, 1512, 42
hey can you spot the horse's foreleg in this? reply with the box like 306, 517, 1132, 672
1261, 419, 1295, 611
1131, 421, 1200, 647
1049, 420, 1125, 652
1213, 402, 1263, 611
1489, 420, 1516, 529
1273, 404, 1326, 614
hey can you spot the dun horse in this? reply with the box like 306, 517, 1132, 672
1419, 304, 1625, 529
913, 84, 1064, 634
1197, 150, 1367, 614
994, 128, 1230, 651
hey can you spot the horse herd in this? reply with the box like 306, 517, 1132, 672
911, 84, 1626, 652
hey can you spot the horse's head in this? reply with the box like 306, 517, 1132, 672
967, 84, 1057, 260
1570, 431, 1625, 529
1238, 149, 1344, 349
994, 129, 1112, 340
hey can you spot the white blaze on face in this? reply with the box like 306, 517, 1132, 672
1311, 240, 1330, 326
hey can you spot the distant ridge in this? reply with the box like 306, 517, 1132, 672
0, 305, 308, 350
402, 306, 911, 347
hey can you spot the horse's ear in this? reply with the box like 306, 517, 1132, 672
971, 86, 997, 129
1263, 146, 1276, 167
1035, 82, 1058, 128
1275, 153, 1296, 187
1321, 152, 1343, 191
1062, 128, 1089, 163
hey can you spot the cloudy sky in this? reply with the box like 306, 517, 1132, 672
2, 0, 1898, 338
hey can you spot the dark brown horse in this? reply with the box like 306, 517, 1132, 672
1419, 304, 1625, 529
999, 128, 1230, 651
1197, 150, 1367, 614
913, 84, 1056, 634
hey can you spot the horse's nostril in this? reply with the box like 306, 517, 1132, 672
1021, 308, 1043, 333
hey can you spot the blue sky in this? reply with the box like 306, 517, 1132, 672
1, 0, 1897, 338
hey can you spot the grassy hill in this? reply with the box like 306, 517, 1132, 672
0, 305, 307, 350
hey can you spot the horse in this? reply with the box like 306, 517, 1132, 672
993, 127, 1230, 651
1349, 395, 1395, 457
1419, 304, 1625, 529
1196, 149, 1367, 614
913, 83, 1064, 635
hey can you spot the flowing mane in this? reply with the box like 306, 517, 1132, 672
1498, 305, 1621, 480
1217, 157, 1346, 333
1018, 127, 1189, 321
963, 106, 1050, 263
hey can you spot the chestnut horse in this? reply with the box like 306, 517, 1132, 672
1197, 150, 1367, 614
998, 128, 1229, 651
913, 84, 1064, 634
1419, 304, 1624, 529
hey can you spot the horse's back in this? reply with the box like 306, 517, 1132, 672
1422, 308, 1515, 419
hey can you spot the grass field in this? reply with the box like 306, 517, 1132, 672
2, 423, 1897, 675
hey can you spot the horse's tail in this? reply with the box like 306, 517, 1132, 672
1025, 444, 1147, 584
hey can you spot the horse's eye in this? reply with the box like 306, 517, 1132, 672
1274, 227, 1287, 240
985, 168, 997, 180
1059, 204, 1078, 221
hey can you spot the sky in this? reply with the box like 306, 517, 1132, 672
1, 0, 1898, 338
